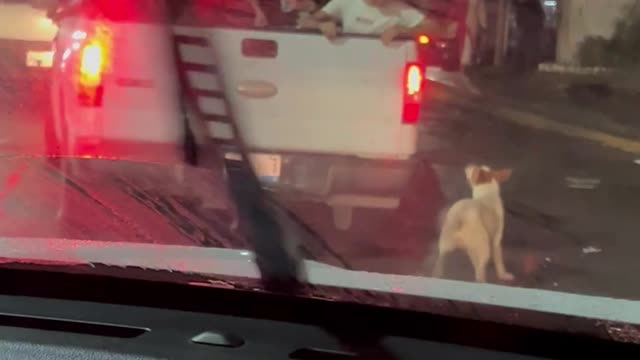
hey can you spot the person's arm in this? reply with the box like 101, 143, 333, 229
297, 0, 343, 40
478, 0, 488, 30
381, 6, 452, 45
297, 0, 341, 29
246, 0, 268, 27
286, 0, 320, 13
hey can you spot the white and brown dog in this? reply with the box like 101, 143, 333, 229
432, 164, 514, 283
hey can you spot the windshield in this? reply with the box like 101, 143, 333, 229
2, 0, 640, 336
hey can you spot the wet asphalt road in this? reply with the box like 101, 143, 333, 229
1, 85, 640, 301
419, 88, 640, 300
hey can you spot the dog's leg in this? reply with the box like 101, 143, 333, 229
432, 237, 454, 278
492, 225, 515, 281
468, 232, 490, 283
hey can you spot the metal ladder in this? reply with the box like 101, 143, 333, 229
170, 26, 307, 289
172, 31, 240, 164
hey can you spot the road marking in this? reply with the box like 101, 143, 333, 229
432, 90, 640, 155
494, 106, 640, 155
565, 177, 601, 190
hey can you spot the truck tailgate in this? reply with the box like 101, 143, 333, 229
176, 28, 418, 160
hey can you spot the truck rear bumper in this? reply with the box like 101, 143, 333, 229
259, 152, 417, 210
56, 137, 417, 211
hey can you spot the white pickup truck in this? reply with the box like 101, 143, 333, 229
43, 0, 424, 230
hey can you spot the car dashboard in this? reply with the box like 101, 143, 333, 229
0, 295, 545, 360
0, 266, 635, 360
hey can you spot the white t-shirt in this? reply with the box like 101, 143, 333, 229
322, 0, 425, 35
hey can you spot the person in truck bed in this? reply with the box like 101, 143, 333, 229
282, 0, 330, 25
284, 0, 329, 13
224, 0, 322, 27
189, 0, 269, 27
186, 0, 288, 27
297, 0, 451, 45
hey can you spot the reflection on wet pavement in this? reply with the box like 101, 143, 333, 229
0, 156, 244, 247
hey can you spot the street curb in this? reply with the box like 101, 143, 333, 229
431, 88, 640, 156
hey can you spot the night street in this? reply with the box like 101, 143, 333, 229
1, 81, 639, 301
285, 84, 640, 301
419, 86, 640, 300
0, 1, 639, 357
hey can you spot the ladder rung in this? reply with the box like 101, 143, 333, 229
173, 35, 209, 46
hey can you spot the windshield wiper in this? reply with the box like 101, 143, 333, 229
223, 159, 307, 292
164, 7, 306, 293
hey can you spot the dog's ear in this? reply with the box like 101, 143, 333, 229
492, 169, 512, 183
468, 166, 493, 185
468, 166, 480, 185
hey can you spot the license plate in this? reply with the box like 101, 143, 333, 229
26, 51, 53, 68
249, 153, 281, 183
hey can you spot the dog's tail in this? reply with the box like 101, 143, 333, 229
425, 203, 459, 273
436, 203, 455, 232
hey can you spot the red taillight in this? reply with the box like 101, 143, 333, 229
402, 103, 420, 123
406, 63, 423, 96
79, 42, 106, 87
73, 25, 111, 106
402, 63, 423, 124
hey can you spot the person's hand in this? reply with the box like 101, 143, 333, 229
296, 13, 313, 28
381, 25, 402, 46
254, 9, 268, 27
318, 22, 338, 41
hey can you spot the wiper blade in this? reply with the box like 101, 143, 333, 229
164, 7, 306, 293
223, 159, 306, 292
